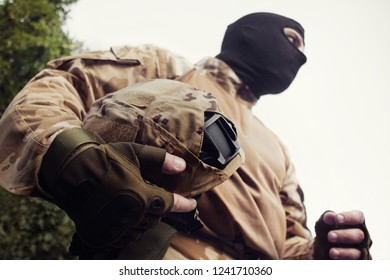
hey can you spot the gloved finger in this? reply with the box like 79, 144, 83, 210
110, 142, 166, 180
315, 211, 336, 233
171, 193, 197, 213
328, 228, 365, 244
332, 210, 365, 226
322, 211, 337, 225
329, 247, 362, 260
323, 210, 365, 226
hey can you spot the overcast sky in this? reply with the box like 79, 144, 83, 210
65, 0, 390, 259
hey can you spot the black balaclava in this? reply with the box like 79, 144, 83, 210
216, 12, 307, 98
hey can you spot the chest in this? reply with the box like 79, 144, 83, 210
216, 95, 287, 190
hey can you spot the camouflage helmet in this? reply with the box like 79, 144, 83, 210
83, 79, 244, 197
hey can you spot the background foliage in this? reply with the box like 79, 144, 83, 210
0, 188, 75, 259
0, 0, 78, 113
0, 0, 79, 259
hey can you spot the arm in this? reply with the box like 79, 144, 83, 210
0, 44, 191, 195
279, 156, 314, 259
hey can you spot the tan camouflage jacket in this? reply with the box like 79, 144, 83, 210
0, 44, 191, 195
0, 45, 313, 259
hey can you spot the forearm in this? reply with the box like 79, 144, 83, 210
282, 203, 313, 259
0, 73, 86, 195
279, 145, 313, 259
0, 44, 191, 195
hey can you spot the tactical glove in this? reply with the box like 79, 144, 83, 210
313, 211, 372, 260
38, 127, 174, 249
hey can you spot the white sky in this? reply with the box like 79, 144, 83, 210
65, 0, 390, 259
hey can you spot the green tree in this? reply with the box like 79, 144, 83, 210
0, 0, 79, 259
0, 188, 76, 259
0, 0, 78, 113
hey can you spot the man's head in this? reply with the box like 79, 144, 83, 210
83, 79, 244, 197
216, 12, 307, 98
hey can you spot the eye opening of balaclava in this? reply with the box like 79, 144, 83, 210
216, 12, 307, 98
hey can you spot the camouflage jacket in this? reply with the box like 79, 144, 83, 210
0, 44, 191, 195
0, 46, 313, 259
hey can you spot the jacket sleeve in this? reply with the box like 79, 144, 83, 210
279, 145, 315, 259
0, 44, 191, 196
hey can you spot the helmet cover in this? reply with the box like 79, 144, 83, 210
83, 79, 244, 197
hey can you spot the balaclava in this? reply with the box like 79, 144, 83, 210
216, 12, 307, 98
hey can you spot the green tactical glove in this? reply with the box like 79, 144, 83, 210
313, 211, 373, 260
38, 127, 174, 249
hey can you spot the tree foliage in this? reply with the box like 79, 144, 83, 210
0, 0, 79, 259
0, 0, 78, 113
0, 188, 76, 259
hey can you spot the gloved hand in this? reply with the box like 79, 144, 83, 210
313, 210, 373, 260
38, 127, 174, 249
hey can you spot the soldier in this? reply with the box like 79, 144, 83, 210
0, 13, 372, 259
172, 12, 372, 260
